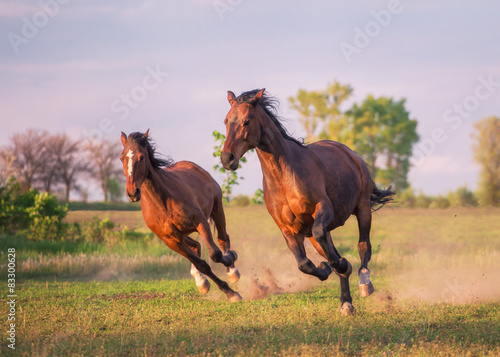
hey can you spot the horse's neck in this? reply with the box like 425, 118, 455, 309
256, 127, 302, 185
141, 167, 173, 205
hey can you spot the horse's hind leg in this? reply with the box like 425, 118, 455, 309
210, 198, 240, 283
170, 238, 242, 302
185, 236, 210, 294
309, 233, 354, 316
355, 204, 375, 297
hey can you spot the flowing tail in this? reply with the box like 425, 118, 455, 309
370, 185, 395, 211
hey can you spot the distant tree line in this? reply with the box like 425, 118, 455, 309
288, 81, 499, 207
288, 80, 419, 191
0, 129, 124, 202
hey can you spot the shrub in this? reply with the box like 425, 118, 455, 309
81, 216, 115, 243
429, 195, 450, 209
416, 192, 433, 209
447, 186, 478, 207
0, 178, 75, 240
231, 194, 251, 207
396, 187, 417, 208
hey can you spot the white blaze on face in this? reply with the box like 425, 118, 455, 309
126, 149, 134, 177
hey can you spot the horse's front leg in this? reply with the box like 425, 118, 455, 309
210, 198, 240, 283
282, 229, 332, 281
311, 202, 354, 316
197, 220, 237, 267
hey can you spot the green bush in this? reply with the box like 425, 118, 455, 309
0, 179, 75, 240
447, 186, 478, 207
231, 194, 251, 207
23, 192, 69, 241
81, 216, 115, 243
396, 187, 417, 208
429, 195, 450, 209
416, 192, 433, 209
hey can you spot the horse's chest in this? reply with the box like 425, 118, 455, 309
264, 187, 314, 235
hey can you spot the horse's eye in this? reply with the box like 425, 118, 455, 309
243, 120, 250, 127
138, 155, 144, 162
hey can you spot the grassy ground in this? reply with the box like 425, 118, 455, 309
1, 206, 499, 356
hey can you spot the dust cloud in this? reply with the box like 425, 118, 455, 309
389, 259, 500, 305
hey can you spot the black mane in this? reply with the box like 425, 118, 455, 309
127, 132, 174, 169
236, 89, 305, 147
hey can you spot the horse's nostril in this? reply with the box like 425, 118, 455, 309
221, 152, 234, 165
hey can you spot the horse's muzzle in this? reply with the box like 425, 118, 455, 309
221, 152, 239, 171
126, 188, 141, 202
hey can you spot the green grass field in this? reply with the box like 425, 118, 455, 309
1, 206, 499, 356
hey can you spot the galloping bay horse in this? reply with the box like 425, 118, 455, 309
220, 89, 394, 314
120, 130, 242, 302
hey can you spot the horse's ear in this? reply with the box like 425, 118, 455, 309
121, 132, 128, 147
250, 88, 265, 106
143, 129, 150, 139
227, 91, 237, 105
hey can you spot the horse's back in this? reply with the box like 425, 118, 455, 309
164, 161, 222, 210
308, 140, 374, 220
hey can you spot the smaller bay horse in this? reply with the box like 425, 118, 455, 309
120, 130, 241, 302
221, 89, 394, 314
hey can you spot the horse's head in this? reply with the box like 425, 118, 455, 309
221, 88, 265, 171
120, 130, 150, 202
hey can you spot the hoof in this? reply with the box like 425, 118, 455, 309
358, 268, 374, 297
359, 281, 374, 297
228, 292, 242, 302
340, 302, 355, 316
227, 266, 241, 284
196, 278, 211, 294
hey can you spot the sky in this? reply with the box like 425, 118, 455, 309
1, 0, 499, 199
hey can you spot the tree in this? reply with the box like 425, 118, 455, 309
85, 139, 122, 202
347, 95, 419, 190
3, 129, 49, 190
472, 116, 500, 206
52, 134, 89, 202
288, 80, 353, 143
0, 149, 17, 187
212, 130, 248, 202
289, 82, 419, 190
